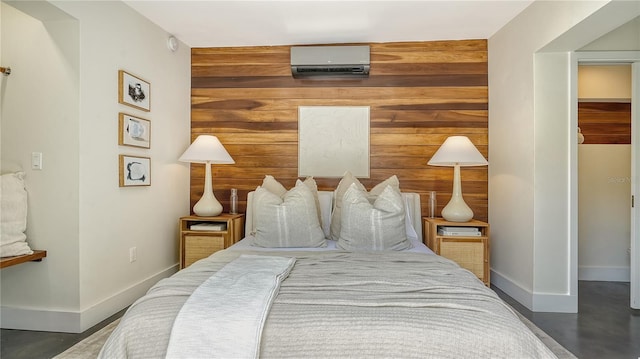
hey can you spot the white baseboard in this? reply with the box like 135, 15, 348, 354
532, 291, 577, 313
491, 269, 577, 313
491, 269, 534, 310
79, 264, 179, 332
578, 265, 630, 282
0, 308, 82, 333
0, 264, 178, 333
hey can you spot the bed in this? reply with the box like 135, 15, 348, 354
99, 174, 557, 358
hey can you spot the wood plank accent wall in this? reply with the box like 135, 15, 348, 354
578, 102, 631, 144
190, 40, 489, 222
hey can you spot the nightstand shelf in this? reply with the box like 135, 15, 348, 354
423, 218, 490, 286
179, 214, 244, 269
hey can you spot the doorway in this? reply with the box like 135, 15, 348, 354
577, 64, 632, 283
574, 54, 640, 309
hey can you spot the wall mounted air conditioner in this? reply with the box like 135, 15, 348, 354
291, 45, 370, 78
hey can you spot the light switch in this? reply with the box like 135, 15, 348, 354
31, 152, 43, 170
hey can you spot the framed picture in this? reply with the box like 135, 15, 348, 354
118, 113, 150, 148
118, 70, 150, 112
119, 155, 151, 187
298, 106, 370, 178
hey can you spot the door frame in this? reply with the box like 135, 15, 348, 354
572, 51, 640, 309
633, 62, 639, 309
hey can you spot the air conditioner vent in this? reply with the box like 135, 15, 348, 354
291, 45, 370, 78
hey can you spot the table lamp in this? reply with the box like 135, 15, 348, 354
428, 136, 488, 222
179, 135, 235, 216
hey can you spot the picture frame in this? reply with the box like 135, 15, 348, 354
118, 113, 151, 148
119, 155, 151, 187
118, 70, 150, 112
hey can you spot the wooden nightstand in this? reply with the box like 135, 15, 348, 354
179, 214, 244, 269
423, 217, 490, 286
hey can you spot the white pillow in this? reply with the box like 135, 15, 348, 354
1, 172, 33, 257
260, 174, 289, 197
317, 192, 333, 238
337, 183, 411, 251
252, 179, 326, 248
251, 175, 322, 235
330, 171, 399, 240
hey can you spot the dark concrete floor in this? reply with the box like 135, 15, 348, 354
494, 281, 640, 359
1, 281, 638, 359
0, 308, 126, 359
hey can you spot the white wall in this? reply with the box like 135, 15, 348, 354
578, 64, 632, 100
1, 1, 81, 328
1, 1, 191, 332
488, 0, 640, 312
488, 0, 605, 312
580, 17, 640, 51
532, 52, 574, 308
578, 145, 631, 281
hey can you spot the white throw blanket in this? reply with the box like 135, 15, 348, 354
165, 254, 296, 359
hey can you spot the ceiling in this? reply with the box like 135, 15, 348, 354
123, 1, 534, 48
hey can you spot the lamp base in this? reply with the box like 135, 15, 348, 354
192, 161, 223, 217
441, 196, 473, 222
193, 192, 223, 217
440, 163, 473, 222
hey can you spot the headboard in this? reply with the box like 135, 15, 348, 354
245, 190, 423, 241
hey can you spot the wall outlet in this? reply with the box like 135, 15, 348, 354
129, 247, 137, 263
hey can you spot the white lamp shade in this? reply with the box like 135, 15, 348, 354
428, 136, 487, 167
179, 135, 235, 164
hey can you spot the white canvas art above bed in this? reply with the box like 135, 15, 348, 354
298, 106, 370, 178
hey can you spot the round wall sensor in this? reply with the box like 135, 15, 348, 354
167, 36, 179, 52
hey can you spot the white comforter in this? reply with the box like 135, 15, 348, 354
99, 250, 557, 359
